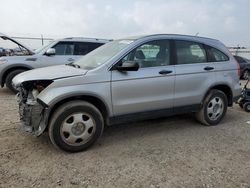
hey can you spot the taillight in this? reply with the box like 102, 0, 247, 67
234, 57, 241, 77
237, 62, 240, 77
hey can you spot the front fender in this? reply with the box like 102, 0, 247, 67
0, 63, 33, 86
37, 81, 112, 117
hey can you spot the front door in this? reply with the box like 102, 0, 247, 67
111, 39, 175, 116
37, 41, 76, 68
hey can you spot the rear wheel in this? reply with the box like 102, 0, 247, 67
49, 101, 104, 152
243, 102, 250, 112
6, 69, 26, 93
196, 89, 228, 126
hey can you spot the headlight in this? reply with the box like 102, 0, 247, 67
0, 59, 7, 65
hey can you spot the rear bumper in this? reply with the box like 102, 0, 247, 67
232, 83, 242, 103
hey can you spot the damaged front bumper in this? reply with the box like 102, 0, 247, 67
17, 89, 48, 136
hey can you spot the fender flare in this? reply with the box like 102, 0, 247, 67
0, 64, 33, 86
40, 92, 112, 128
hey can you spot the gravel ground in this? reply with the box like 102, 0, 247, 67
0, 86, 250, 188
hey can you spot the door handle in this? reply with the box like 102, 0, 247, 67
204, 66, 214, 71
68, 58, 75, 61
159, 70, 173, 75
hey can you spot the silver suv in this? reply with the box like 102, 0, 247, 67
13, 34, 241, 152
0, 36, 110, 93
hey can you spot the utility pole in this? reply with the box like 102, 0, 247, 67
41, 34, 44, 46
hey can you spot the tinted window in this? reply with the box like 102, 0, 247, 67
74, 42, 104, 55
210, 47, 229, 62
176, 40, 207, 64
122, 40, 170, 68
53, 42, 74, 55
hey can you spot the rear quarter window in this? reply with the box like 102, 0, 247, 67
175, 40, 207, 64
208, 46, 229, 62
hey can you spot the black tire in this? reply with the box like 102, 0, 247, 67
6, 69, 26, 93
49, 101, 104, 153
243, 102, 250, 112
195, 89, 228, 126
239, 103, 243, 109
242, 70, 250, 80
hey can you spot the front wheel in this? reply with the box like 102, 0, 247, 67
196, 89, 228, 126
6, 69, 26, 93
49, 101, 104, 152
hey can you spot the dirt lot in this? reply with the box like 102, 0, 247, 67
0, 87, 250, 188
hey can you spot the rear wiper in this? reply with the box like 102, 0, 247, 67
66, 62, 81, 68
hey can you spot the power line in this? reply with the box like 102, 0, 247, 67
11, 36, 53, 41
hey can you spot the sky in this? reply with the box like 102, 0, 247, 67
0, 0, 249, 48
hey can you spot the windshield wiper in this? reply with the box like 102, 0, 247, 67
66, 62, 81, 68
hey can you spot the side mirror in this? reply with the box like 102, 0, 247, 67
45, 48, 56, 56
116, 61, 139, 71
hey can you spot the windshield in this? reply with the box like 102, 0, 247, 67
34, 41, 54, 54
74, 40, 133, 70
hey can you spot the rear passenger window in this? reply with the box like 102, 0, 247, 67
74, 42, 104, 55
209, 47, 229, 62
176, 41, 207, 64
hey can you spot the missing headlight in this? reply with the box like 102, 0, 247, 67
22, 80, 53, 92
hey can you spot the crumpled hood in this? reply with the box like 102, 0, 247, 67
12, 65, 88, 87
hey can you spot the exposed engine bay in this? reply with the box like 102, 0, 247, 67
16, 80, 52, 136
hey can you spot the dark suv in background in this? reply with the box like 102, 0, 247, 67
234, 55, 250, 80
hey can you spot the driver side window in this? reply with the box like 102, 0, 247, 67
53, 42, 74, 55
122, 40, 170, 68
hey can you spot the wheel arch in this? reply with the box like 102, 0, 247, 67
46, 94, 111, 128
1, 65, 32, 87
203, 84, 233, 107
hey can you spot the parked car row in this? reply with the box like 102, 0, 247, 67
0, 47, 5, 56
0, 33, 33, 57
9, 34, 241, 152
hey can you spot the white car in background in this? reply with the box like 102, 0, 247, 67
0, 33, 111, 93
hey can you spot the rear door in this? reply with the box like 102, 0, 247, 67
173, 40, 216, 110
111, 39, 175, 116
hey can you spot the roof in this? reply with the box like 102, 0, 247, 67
60, 37, 112, 43
122, 34, 219, 43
